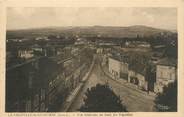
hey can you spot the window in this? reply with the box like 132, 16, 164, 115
40, 89, 45, 101
34, 94, 39, 107
170, 73, 175, 80
40, 103, 45, 112
169, 73, 172, 79
26, 100, 31, 112
160, 71, 163, 78
28, 72, 34, 88
28, 76, 33, 89
34, 61, 39, 69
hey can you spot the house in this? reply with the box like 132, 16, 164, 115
108, 56, 128, 80
38, 56, 72, 111
154, 58, 177, 93
71, 47, 79, 56
6, 56, 69, 112
137, 42, 151, 48
101, 54, 108, 66
6, 45, 94, 112
128, 69, 148, 91
32, 44, 43, 52
6, 58, 40, 112
18, 49, 34, 59
96, 48, 103, 54
127, 53, 149, 90
108, 57, 121, 79
108, 54, 149, 91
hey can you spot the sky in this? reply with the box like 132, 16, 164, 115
7, 7, 177, 30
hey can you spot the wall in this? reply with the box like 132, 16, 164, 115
154, 65, 176, 93
156, 65, 176, 81
108, 57, 121, 79
128, 70, 148, 90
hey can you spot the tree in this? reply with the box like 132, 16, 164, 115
154, 80, 177, 112
79, 83, 127, 112
164, 44, 177, 59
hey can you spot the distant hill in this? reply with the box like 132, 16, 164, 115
6, 25, 176, 39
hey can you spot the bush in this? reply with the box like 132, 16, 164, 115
154, 80, 177, 112
79, 83, 127, 112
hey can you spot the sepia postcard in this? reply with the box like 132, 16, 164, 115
0, 0, 184, 117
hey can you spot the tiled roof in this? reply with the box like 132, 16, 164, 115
157, 58, 177, 67
110, 54, 147, 76
129, 62, 147, 76
109, 54, 128, 63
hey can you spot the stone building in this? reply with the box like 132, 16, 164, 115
154, 58, 177, 93
18, 49, 34, 59
6, 57, 40, 112
108, 56, 129, 80
108, 55, 149, 91
6, 45, 94, 112
128, 69, 148, 91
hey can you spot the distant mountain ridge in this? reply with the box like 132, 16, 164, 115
7, 25, 176, 39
